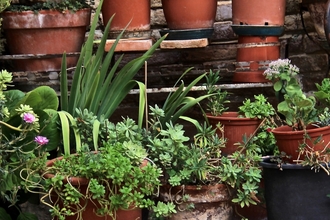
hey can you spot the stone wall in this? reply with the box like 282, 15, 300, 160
3, 0, 329, 124
109, 0, 330, 126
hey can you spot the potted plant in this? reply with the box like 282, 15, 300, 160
22, 110, 162, 220
205, 70, 276, 155
1, 0, 91, 72
159, 0, 217, 40
0, 69, 59, 219
260, 58, 330, 219
263, 58, 330, 162
145, 105, 264, 219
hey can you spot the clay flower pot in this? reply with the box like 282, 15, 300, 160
233, 36, 280, 83
43, 155, 145, 220
206, 112, 261, 155
161, 0, 217, 30
272, 125, 330, 163
232, 0, 286, 26
1, 8, 91, 72
101, 0, 150, 38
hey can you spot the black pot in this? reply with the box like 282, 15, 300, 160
260, 158, 330, 220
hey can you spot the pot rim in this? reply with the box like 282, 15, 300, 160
272, 124, 330, 135
206, 111, 260, 121
260, 157, 328, 170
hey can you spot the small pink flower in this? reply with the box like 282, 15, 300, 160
266, 128, 272, 132
23, 113, 36, 123
34, 136, 49, 145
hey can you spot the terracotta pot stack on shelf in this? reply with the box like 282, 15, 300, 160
231, 0, 287, 83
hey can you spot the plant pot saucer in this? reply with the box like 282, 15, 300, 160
231, 25, 285, 36
159, 28, 214, 40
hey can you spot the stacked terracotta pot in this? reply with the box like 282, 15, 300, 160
231, 0, 287, 83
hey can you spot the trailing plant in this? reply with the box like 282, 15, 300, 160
24, 110, 162, 220
0, 70, 59, 219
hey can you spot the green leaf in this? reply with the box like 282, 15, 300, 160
22, 86, 59, 110
273, 80, 283, 92
0, 208, 12, 220
17, 212, 38, 220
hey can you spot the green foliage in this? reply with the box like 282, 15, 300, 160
219, 136, 263, 207
147, 106, 263, 213
40, 137, 161, 219
204, 70, 230, 116
0, 0, 10, 12
264, 59, 319, 130
238, 94, 276, 119
60, 1, 166, 128
151, 68, 212, 129
278, 93, 318, 130
0, 70, 59, 219
152, 202, 177, 218
314, 78, 330, 107
316, 107, 330, 127
252, 118, 278, 155
264, 58, 300, 100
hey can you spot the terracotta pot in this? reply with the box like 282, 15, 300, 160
44, 155, 143, 220
233, 36, 279, 83
232, 0, 286, 26
1, 8, 91, 72
101, 0, 150, 33
161, 0, 217, 30
206, 112, 261, 155
272, 125, 330, 163
159, 184, 233, 220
